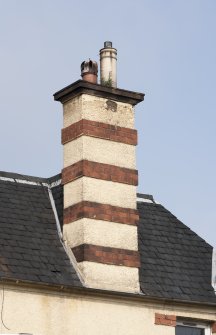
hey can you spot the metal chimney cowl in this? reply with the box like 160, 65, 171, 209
81, 59, 98, 84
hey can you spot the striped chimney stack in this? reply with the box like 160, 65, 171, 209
54, 42, 144, 293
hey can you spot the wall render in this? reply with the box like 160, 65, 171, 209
0, 285, 215, 335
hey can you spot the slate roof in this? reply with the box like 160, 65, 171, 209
138, 194, 216, 303
0, 171, 81, 287
0, 171, 215, 304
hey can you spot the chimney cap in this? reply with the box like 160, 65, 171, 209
54, 80, 144, 106
104, 41, 112, 48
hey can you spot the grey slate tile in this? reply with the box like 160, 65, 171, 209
138, 200, 216, 303
0, 173, 81, 288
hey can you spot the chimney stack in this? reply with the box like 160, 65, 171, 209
54, 43, 144, 293
100, 41, 117, 87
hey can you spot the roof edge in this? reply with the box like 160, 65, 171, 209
2, 277, 216, 308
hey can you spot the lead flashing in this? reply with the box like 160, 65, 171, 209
53, 80, 144, 106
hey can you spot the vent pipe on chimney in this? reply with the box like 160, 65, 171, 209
81, 59, 98, 84
100, 41, 117, 88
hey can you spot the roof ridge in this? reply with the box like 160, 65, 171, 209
0, 171, 61, 188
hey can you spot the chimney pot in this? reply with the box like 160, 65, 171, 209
100, 41, 117, 88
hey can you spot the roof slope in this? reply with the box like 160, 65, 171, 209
0, 172, 81, 287
0, 171, 215, 304
138, 196, 216, 303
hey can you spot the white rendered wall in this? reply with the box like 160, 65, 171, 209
0, 285, 215, 335
63, 218, 138, 250
63, 94, 135, 129
64, 177, 137, 209
64, 136, 136, 169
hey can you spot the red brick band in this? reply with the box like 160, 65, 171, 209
62, 119, 137, 145
72, 244, 140, 268
62, 160, 138, 186
64, 201, 139, 226
212, 323, 216, 333
155, 313, 176, 327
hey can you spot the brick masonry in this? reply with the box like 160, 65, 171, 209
62, 160, 138, 186
61, 119, 137, 146
155, 313, 176, 327
212, 322, 216, 333
64, 201, 139, 225
72, 244, 140, 267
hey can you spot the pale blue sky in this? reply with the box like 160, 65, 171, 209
0, 1, 215, 246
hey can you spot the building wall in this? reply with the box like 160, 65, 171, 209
0, 285, 215, 335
